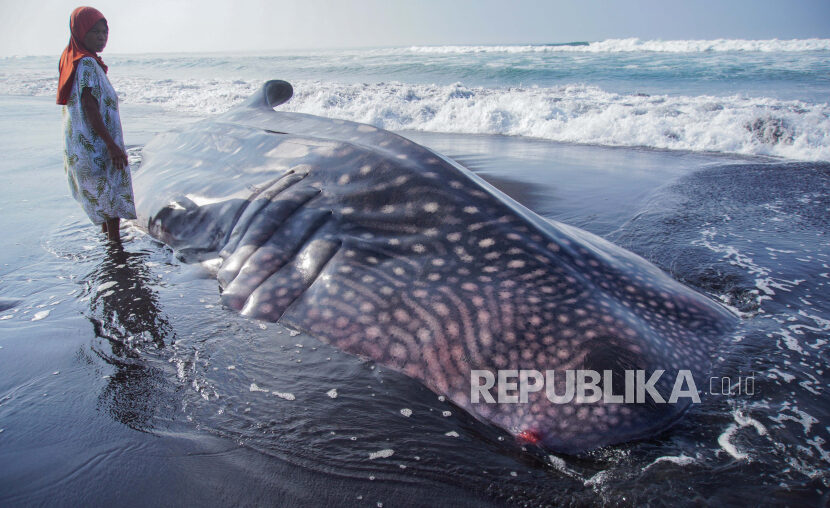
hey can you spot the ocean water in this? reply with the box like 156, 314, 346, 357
3, 38, 830, 159
0, 39, 829, 506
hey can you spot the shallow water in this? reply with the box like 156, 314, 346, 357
1, 96, 828, 506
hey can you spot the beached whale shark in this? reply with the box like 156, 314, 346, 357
133, 80, 737, 454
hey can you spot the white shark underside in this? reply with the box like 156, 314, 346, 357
133, 81, 736, 454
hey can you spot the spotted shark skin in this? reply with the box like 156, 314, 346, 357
133, 81, 737, 454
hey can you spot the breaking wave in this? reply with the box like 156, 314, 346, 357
406, 38, 830, 54
282, 81, 829, 161
7, 74, 829, 161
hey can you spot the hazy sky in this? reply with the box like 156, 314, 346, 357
2, 0, 829, 57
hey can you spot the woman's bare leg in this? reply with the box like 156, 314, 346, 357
106, 218, 120, 243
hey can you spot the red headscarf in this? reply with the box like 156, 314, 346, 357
56, 6, 108, 105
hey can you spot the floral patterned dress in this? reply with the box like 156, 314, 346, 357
62, 57, 136, 226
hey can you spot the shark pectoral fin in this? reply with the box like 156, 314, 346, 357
240, 237, 340, 321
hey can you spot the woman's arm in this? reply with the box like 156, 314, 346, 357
80, 87, 128, 170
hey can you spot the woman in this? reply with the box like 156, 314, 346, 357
57, 6, 135, 244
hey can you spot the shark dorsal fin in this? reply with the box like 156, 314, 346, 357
242, 80, 293, 110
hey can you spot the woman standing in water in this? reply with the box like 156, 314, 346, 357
57, 6, 135, 244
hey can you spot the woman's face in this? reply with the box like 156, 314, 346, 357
82, 19, 108, 54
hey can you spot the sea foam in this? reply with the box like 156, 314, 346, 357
280, 80, 830, 161
5, 52, 828, 161
407, 38, 830, 54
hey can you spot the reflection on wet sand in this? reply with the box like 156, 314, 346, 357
83, 242, 179, 431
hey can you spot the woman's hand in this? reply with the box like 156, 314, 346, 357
81, 87, 128, 169
107, 141, 129, 169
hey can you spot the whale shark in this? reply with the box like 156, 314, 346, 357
132, 80, 737, 454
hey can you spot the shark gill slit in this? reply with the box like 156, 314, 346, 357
218, 171, 293, 251
221, 205, 333, 312
220, 169, 308, 258
239, 214, 340, 322
217, 185, 322, 287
